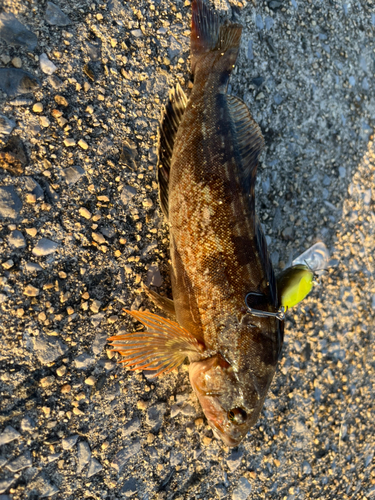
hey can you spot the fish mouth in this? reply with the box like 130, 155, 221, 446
189, 358, 250, 447
202, 398, 249, 447
210, 425, 244, 448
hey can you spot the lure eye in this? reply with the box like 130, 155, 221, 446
227, 408, 247, 424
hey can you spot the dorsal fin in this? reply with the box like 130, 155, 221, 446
157, 83, 188, 219
226, 94, 265, 199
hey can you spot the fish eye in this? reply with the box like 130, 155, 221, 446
227, 408, 247, 424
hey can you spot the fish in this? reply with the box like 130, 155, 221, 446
109, 0, 284, 447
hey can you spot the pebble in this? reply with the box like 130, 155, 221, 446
64, 138, 76, 147
11, 57, 22, 68
146, 264, 163, 287
92, 232, 106, 245
0, 186, 22, 219
24, 285, 40, 297
92, 332, 107, 355
62, 435, 79, 450
25, 262, 43, 272
36, 116, 49, 129
142, 197, 153, 208
180, 404, 195, 416
97, 137, 114, 155
45, 2, 72, 26
168, 35, 182, 60
25, 227, 37, 237
302, 461, 312, 474
0, 426, 20, 445
47, 76, 61, 91
25, 177, 43, 200
131, 29, 143, 38
2, 260, 14, 270
273, 93, 283, 105
214, 484, 227, 499
55, 95, 69, 107
111, 440, 141, 471
256, 14, 264, 30
32, 102, 43, 113
0, 68, 39, 96
120, 185, 137, 204
77, 441, 91, 473
74, 352, 95, 370
40, 375, 55, 388
29, 473, 58, 497
247, 40, 253, 60
85, 41, 101, 61
121, 478, 138, 497
268, 0, 283, 9
87, 458, 102, 478
9, 98, 33, 107
120, 139, 138, 168
146, 403, 167, 432
78, 139, 88, 150
6, 451, 33, 472
0, 478, 15, 495
29, 332, 68, 364
90, 299, 102, 313
61, 383, 71, 393
8, 230, 26, 249
0, 12, 38, 50
282, 226, 294, 241
100, 226, 115, 238
20, 415, 36, 432
170, 450, 183, 466
232, 477, 252, 500
0, 115, 16, 135
32, 238, 58, 256
84, 375, 96, 386
0, 135, 27, 176
55, 365, 66, 377
64, 165, 85, 185
39, 53, 57, 75
123, 418, 141, 437
202, 436, 212, 445
226, 450, 244, 473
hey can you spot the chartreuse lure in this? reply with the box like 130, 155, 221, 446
276, 264, 314, 310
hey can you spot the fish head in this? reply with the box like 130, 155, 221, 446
189, 354, 265, 447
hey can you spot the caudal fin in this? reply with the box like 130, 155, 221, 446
191, 0, 242, 75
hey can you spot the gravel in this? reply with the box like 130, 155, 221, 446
1, 0, 374, 499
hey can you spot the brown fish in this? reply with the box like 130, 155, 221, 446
109, 0, 284, 447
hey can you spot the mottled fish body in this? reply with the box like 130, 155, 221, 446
109, 0, 284, 447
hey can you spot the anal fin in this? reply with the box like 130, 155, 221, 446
157, 83, 187, 219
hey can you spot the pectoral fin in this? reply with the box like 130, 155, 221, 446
108, 310, 204, 377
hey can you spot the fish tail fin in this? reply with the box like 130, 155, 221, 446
191, 0, 242, 75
